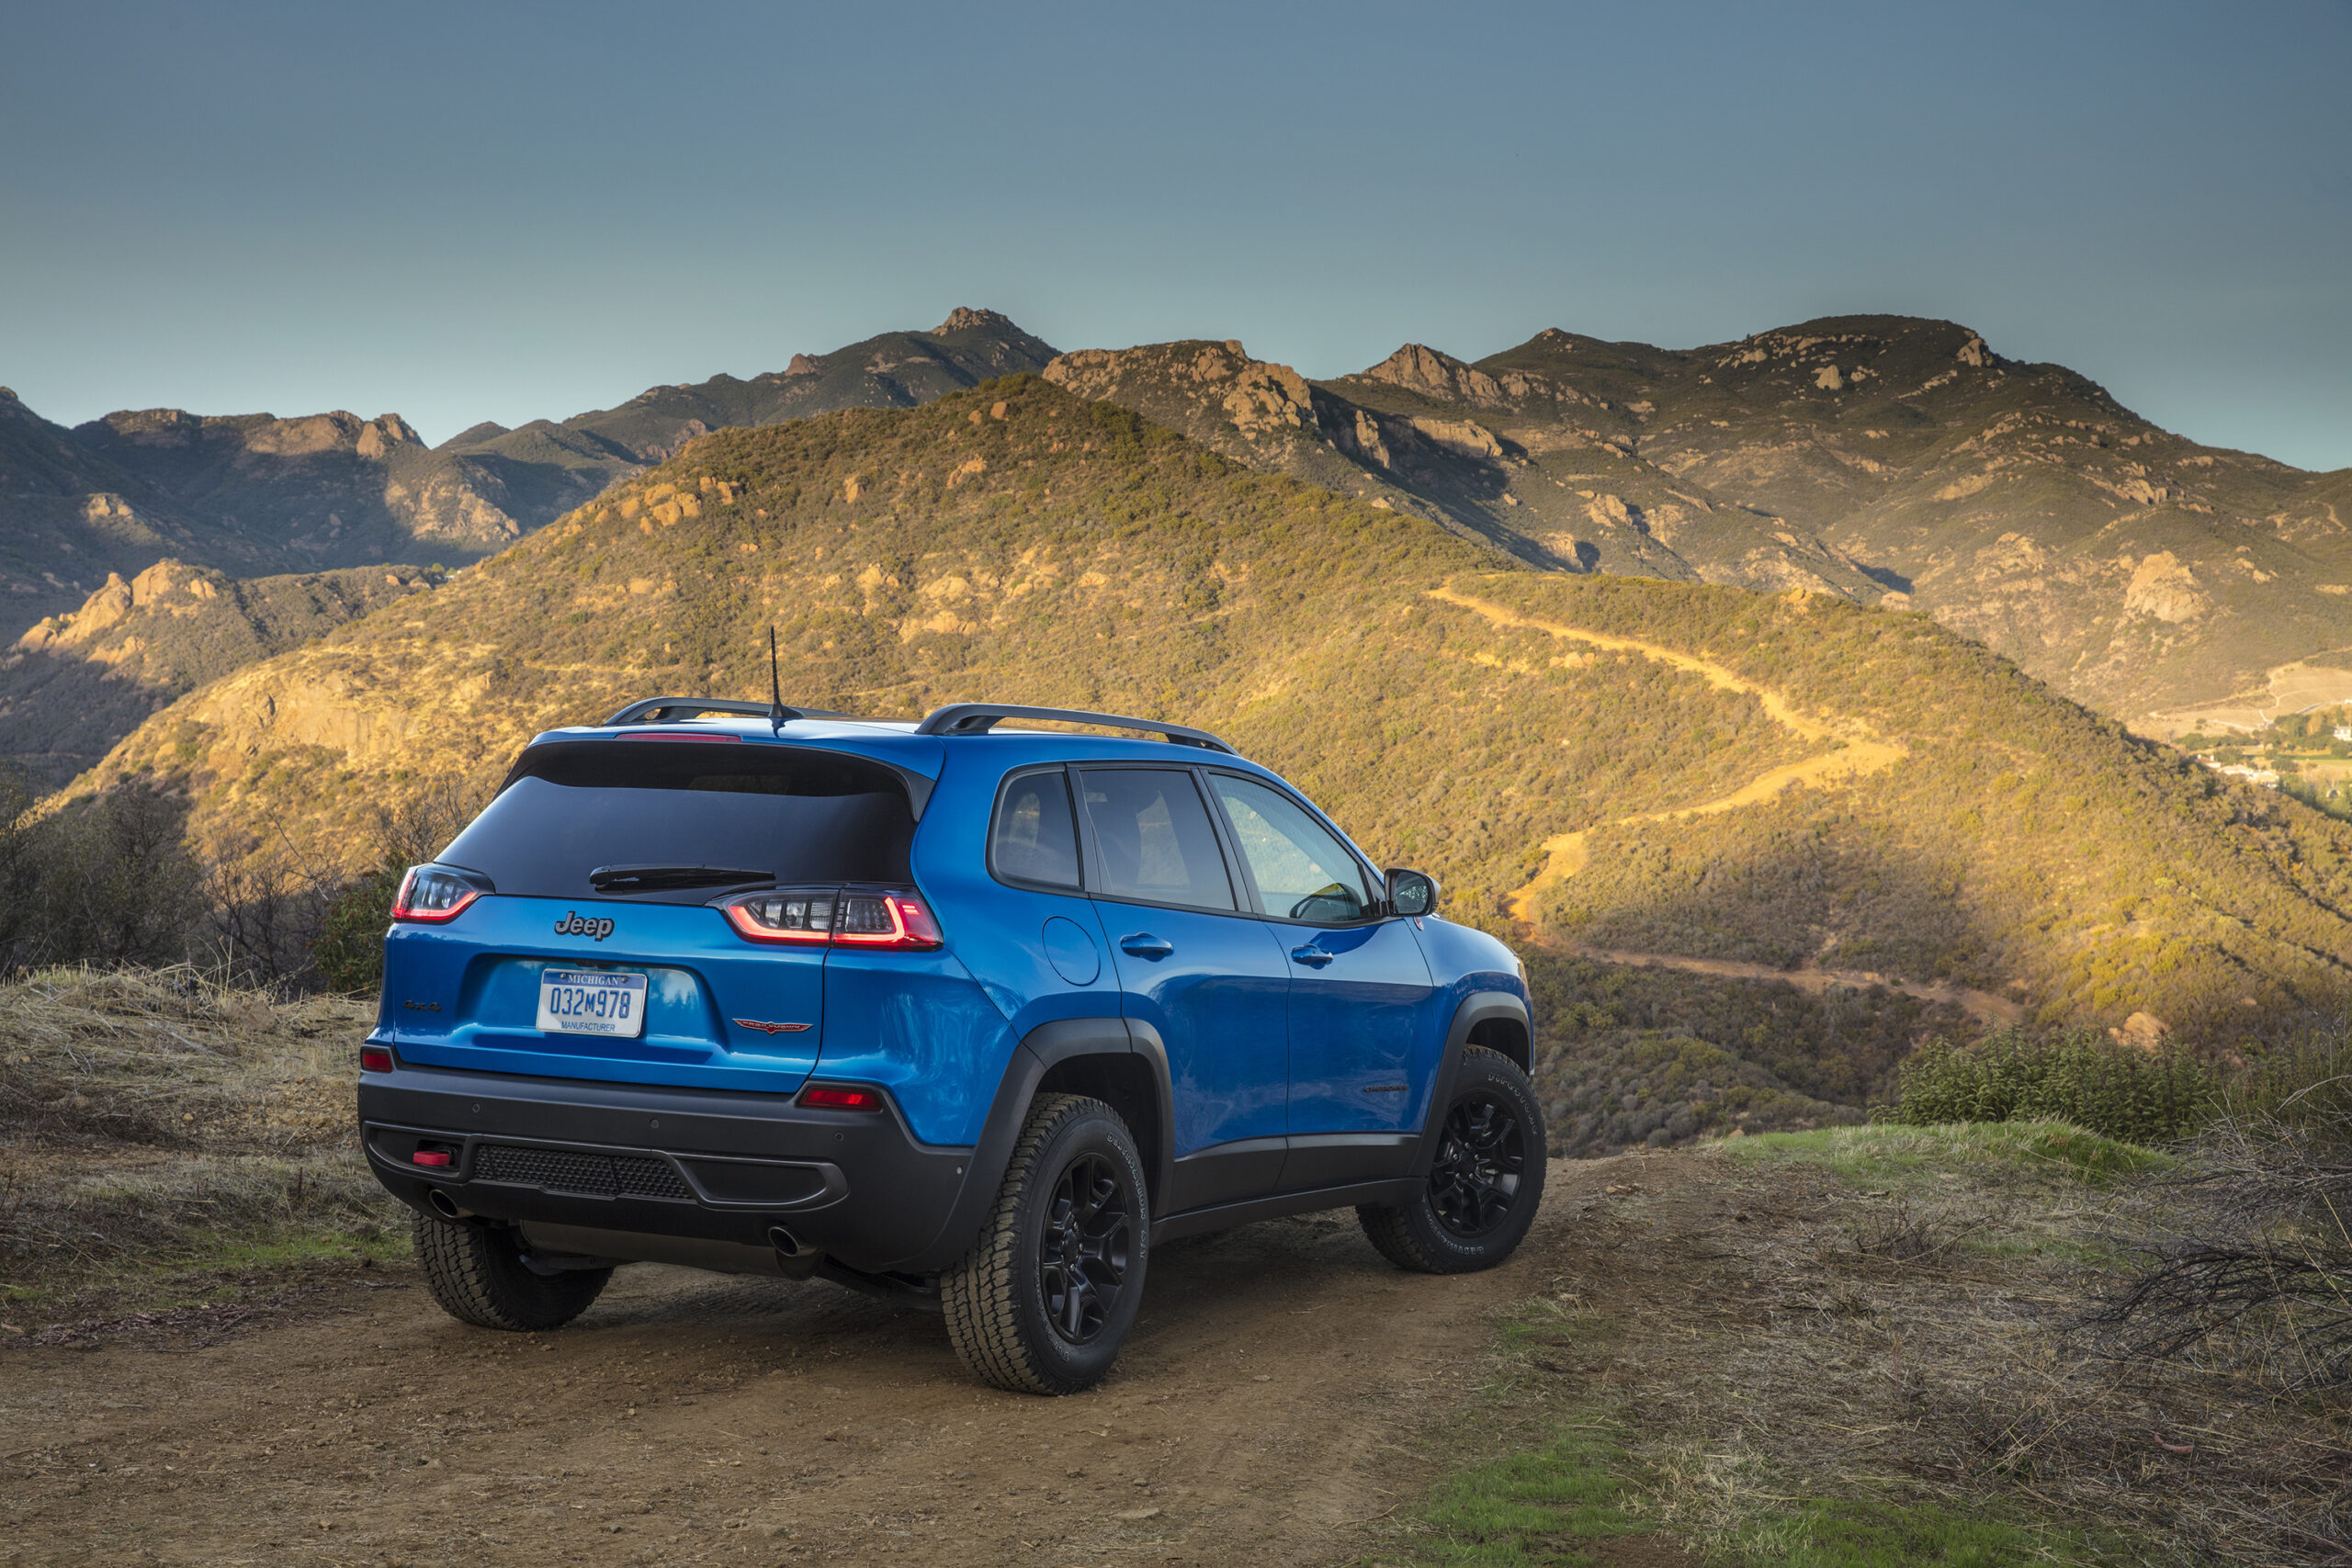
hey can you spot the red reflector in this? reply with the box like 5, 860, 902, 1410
412, 1149, 452, 1168
359, 1045, 393, 1074
799, 1086, 882, 1111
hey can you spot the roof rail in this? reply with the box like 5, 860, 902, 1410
600, 697, 852, 726
913, 703, 1235, 753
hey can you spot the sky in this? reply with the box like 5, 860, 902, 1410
3, 1, 2347, 469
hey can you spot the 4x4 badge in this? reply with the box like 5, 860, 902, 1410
554, 912, 616, 941
733, 1019, 812, 1034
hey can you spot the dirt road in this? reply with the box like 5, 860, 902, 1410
2, 1162, 1617, 1568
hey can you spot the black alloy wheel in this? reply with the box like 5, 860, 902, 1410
943, 1093, 1153, 1394
1358, 1045, 1546, 1274
1037, 1151, 1133, 1344
1429, 1092, 1526, 1238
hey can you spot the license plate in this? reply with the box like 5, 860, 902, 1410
537, 970, 649, 1038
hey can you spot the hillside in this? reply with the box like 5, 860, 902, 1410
1337, 316, 2352, 724
0, 310, 1057, 650
0, 388, 285, 637
71, 377, 2352, 1068
1042, 340, 1887, 594
0, 559, 430, 784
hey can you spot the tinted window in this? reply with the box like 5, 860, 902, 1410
441, 740, 914, 904
991, 769, 1081, 889
1078, 769, 1234, 911
1209, 774, 1374, 922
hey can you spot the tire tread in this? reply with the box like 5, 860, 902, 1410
412, 1211, 609, 1331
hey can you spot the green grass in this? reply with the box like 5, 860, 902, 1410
1728, 1497, 2108, 1567
1713, 1120, 2166, 1188
1383, 1407, 2113, 1567
1407, 1422, 1654, 1565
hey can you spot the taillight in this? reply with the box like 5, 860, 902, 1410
716, 887, 942, 951
799, 1085, 884, 1111
832, 892, 944, 950
722, 890, 837, 945
359, 1044, 393, 1073
392, 865, 489, 923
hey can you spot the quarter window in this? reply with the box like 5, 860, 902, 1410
1077, 769, 1235, 911
1208, 775, 1374, 922
991, 769, 1081, 890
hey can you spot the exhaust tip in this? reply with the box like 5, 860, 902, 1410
768, 1224, 803, 1258
427, 1189, 463, 1220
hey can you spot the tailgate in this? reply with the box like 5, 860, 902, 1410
381, 896, 824, 1093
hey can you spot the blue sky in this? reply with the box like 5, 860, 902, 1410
4, 1, 2347, 468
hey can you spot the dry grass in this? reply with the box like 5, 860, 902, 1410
1484, 1125, 2352, 1564
0, 964, 396, 1316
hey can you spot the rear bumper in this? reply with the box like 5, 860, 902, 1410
358, 1055, 976, 1275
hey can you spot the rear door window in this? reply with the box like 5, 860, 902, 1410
440, 740, 915, 904
1076, 769, 1235, 911
990, 768, 1081, 890
1206, 773, 1375, 922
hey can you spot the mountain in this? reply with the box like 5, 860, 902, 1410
1, 559, 430, 784
0, 387, 277, 636
548, 307, 1060, 463
1340, 316, 2352, 725
1042, 340, 1887, 595
66, 375, 2352, 1059
69, 407, 532, 575
0, 310, 1059, 763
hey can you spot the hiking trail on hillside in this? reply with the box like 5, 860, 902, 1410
1428, 585, 1955, 999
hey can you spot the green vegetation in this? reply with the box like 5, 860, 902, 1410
1720, 1120, 2167, 1188
1891, 1031, 2218, 1145
1889, 1026, 2352, 1146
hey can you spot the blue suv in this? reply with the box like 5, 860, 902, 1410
359, 699, 1544, 1393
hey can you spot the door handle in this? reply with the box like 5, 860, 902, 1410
1119, 933, 1174, 960
1289, 945, 1335, 968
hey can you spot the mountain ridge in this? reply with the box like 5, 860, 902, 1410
63, 375, 2352, 1050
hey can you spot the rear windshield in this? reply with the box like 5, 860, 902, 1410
439, 739, 916, 904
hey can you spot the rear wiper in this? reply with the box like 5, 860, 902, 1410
589, 864, 775, 894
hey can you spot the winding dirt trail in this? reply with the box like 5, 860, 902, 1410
1425, 586, 1908, 926
1417, 586, 2007, 1013
1568, 946, 2026, 1026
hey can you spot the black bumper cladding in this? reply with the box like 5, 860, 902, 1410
359, 1058, 974, 1275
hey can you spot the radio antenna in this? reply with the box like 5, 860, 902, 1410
767, 626, 791, 732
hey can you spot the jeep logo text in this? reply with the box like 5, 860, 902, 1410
554, 912, 616, 942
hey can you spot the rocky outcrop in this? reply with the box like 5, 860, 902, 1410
2123, 552, 2206, 624
1358, 344, 1560, 406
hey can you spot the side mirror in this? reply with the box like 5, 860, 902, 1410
1385, 867, 1439, 919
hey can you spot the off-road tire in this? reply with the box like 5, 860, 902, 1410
412, 1211, 613, 1331
942, 1093, 1149, 1395
1360, 1045, 1545, 1274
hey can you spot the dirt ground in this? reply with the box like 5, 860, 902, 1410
0, 1157, 1648, 1568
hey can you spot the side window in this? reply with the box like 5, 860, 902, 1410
1208, 775, 1374, 923
1077, 769, 1235, 911
990, 768, 1081, 890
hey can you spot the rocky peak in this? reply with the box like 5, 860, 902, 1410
784, 353, 820, 377
1361, 344, 1509, 403
935, 307, 1014, 335
355, 413, 421, 460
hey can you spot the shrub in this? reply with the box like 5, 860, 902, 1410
1892, 1030, 2221, 1145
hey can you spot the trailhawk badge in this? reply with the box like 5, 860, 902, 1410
732, 1018, 813, 1034
554, 911, 616, 941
